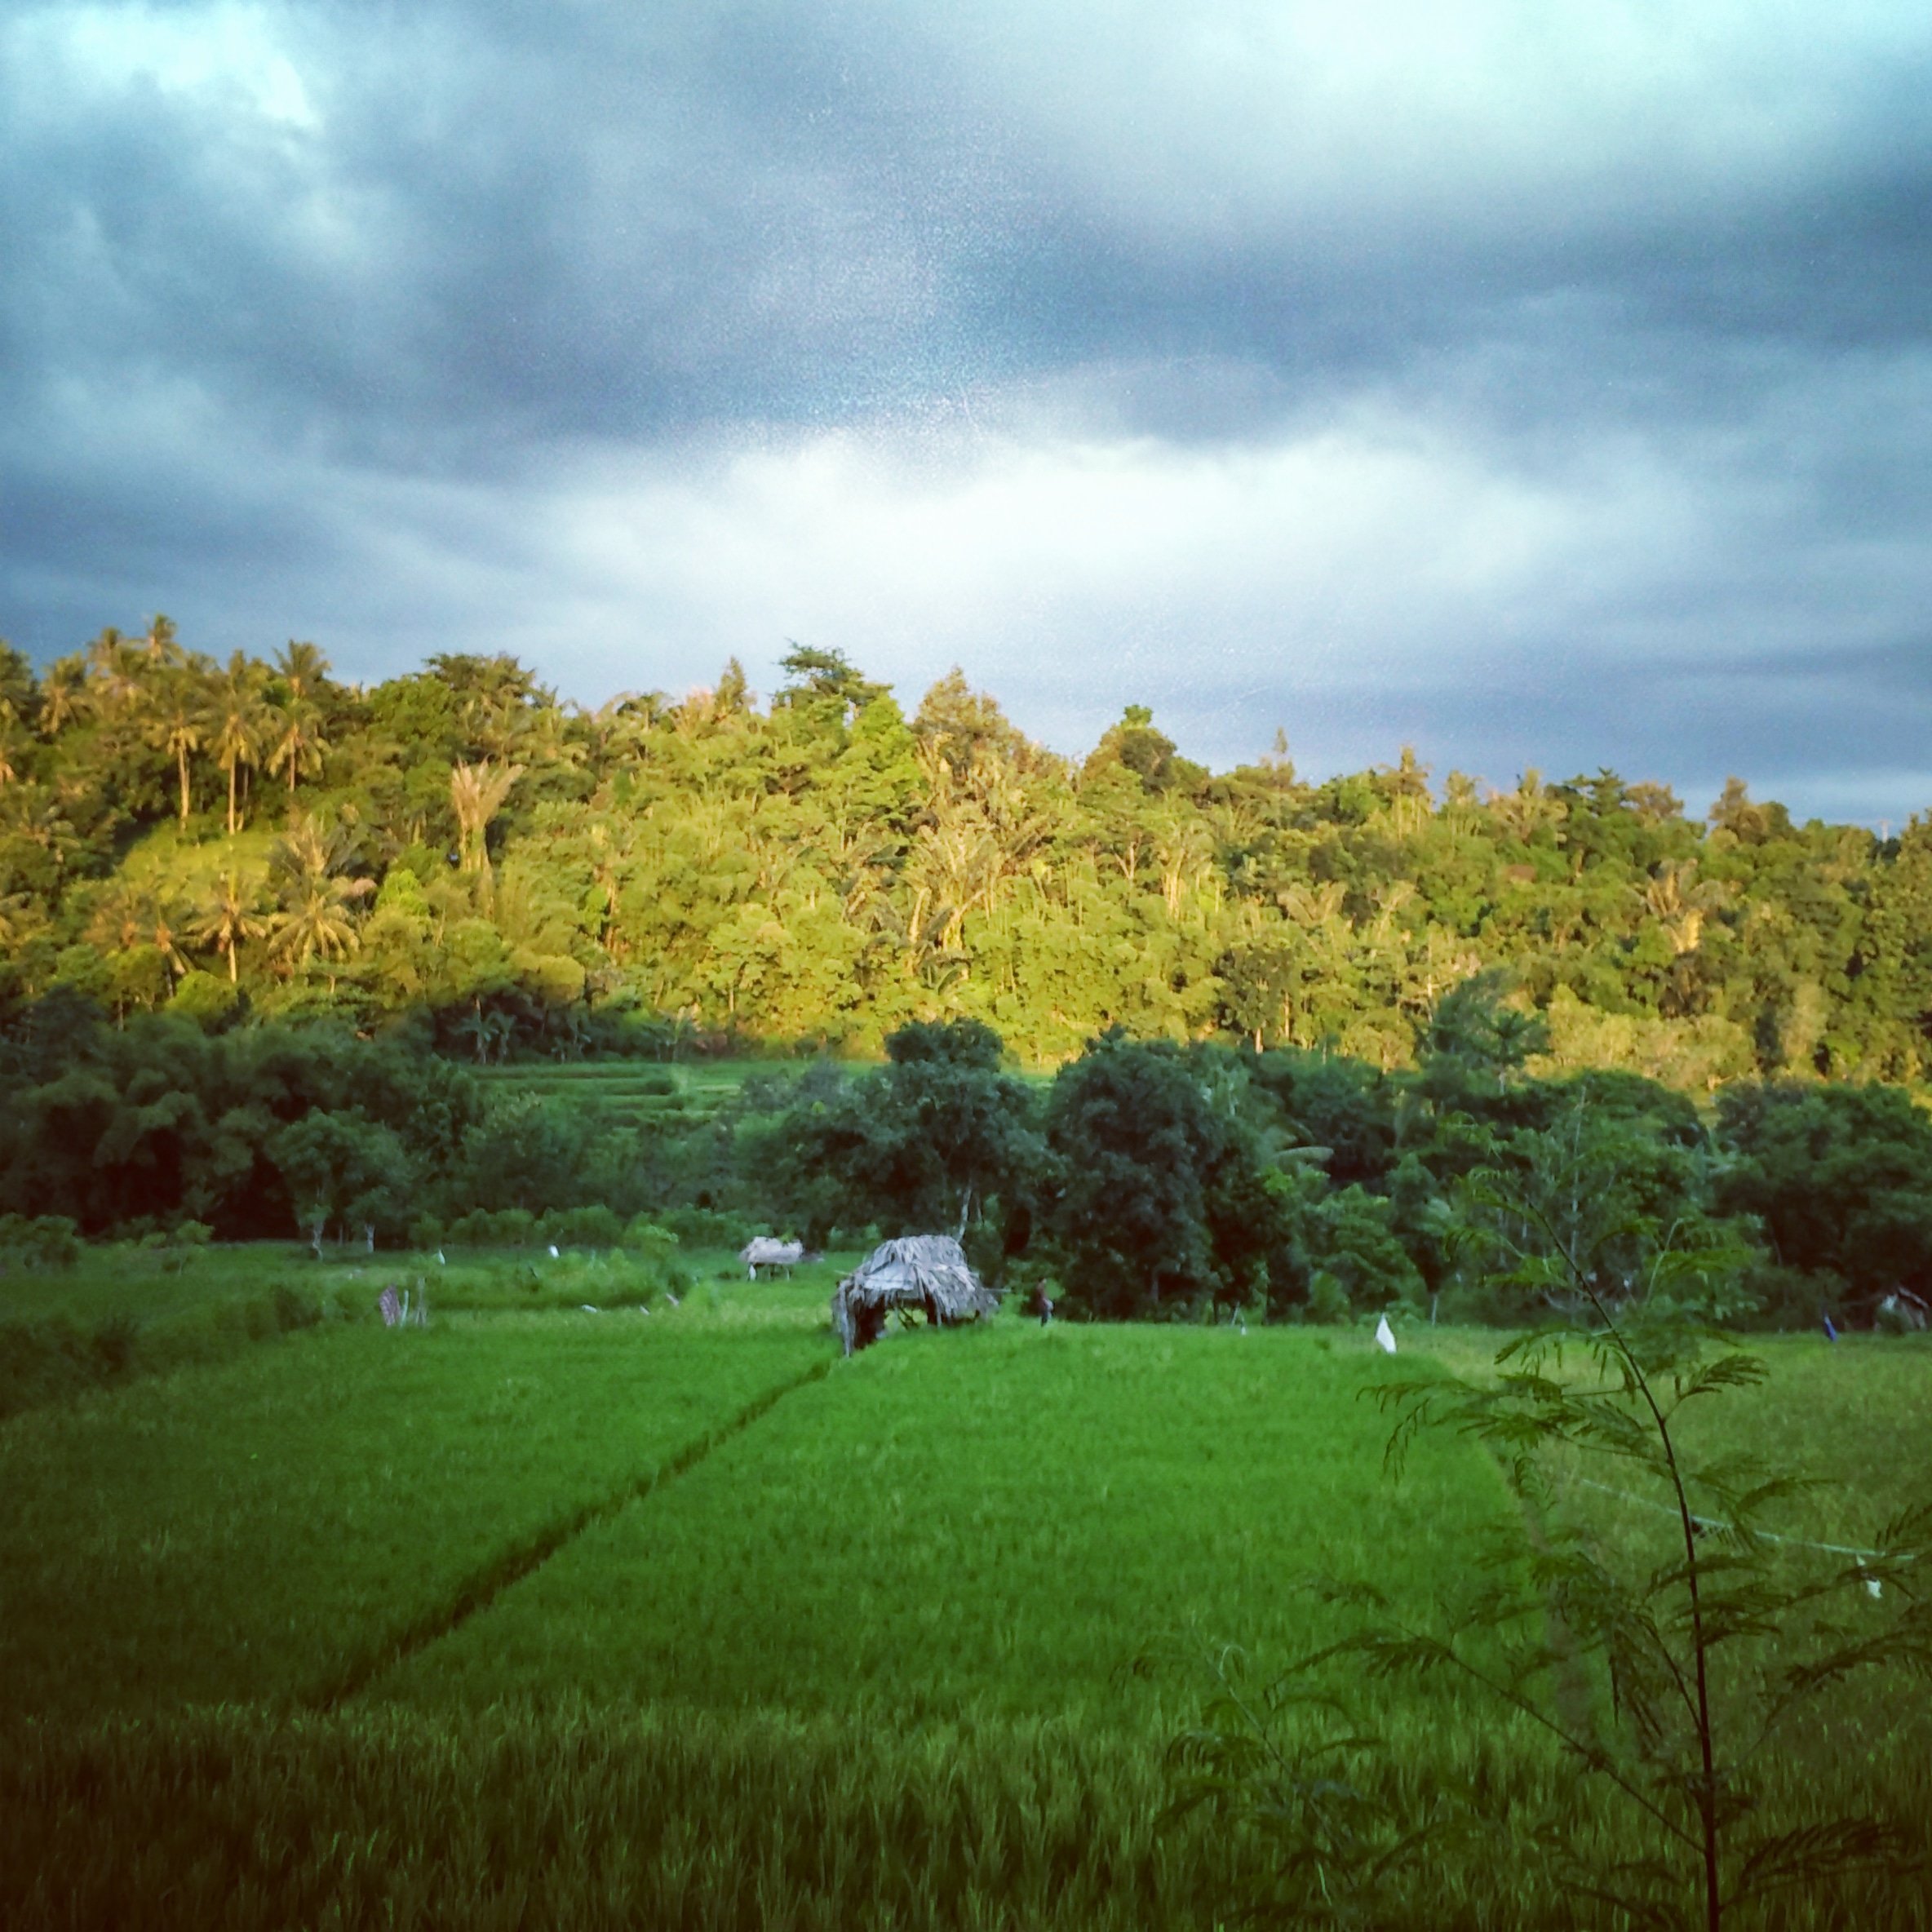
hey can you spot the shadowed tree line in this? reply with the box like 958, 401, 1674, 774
12, 991, 1928, 1334
740, 1006, 1932, 1332
0, 628, 1928, 1077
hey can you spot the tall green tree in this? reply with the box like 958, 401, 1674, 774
267, 640, 333, 798
206, 650, 269, 835
189, 871, 272, 983
266, 816, 373, 977
142, 662, 208, 828
1043, 1032, 1282, 1317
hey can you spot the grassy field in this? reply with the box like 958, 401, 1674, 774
472, 1052, 1054, 1136
0, 1239, 745, 1420
378, 1321, 1507, 1731
0, 1301, 827, 1717
472, 1055, 814, 1130
3, 1249, 1929, 1929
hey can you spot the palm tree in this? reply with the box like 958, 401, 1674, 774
139, 614, 183, 668
206, 651, 268, 835
1380, 744, 1434, 839
449, 758, 525, 872
274, 639, 330, 702
267, 641, 333, 800
1644, 859, 1735, 957
142, 664, 208, 826
267, 814, 373, 975
269, 871, 373, 977
1490, 769, 1567, 845
84, 880, 156, 955
526, 701, 587, 772
188, 871, 272, 982
267, 699, 327, 799
37, 656, 91, 738
20, 796, 78, 875
86, 627, 146, 714
148, 902, 191, 980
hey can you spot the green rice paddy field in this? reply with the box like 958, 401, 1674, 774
2, 1252, 1929, 1930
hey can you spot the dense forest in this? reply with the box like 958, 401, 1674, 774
5, 1003, 1931, 1333
0, 619, 1928, 1075
1, 618, 1929, 1331
0, 618, 1924, 1329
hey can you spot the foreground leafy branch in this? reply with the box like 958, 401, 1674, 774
1172, 1154, 1932, 1930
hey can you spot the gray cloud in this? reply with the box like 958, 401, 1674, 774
2, 0, 1930, 823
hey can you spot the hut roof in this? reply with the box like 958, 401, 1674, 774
741, 1237, 804, 1268
831, 1234, 996, 1354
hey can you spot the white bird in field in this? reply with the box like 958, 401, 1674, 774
1375, 1314, 1398, 1354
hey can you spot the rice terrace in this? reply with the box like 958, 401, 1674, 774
4, 1031, 1931, 1930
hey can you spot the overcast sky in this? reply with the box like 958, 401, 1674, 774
3, 2, 1929, 823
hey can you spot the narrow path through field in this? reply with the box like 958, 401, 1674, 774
306, 1355, 831, 1710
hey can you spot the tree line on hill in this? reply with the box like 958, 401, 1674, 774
0, 623, 1929, 1077
5, 995, 1930, 1332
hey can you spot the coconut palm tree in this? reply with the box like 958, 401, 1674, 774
139, 614, 184, 668
206, 651, 268, 835
274, 639, 330, 701
83, 880, 156, 955
19, 796, 78, 875
148, 902, 191, 980
266, 698, 327, 799
86, 627, 146, 714
1490, 769, 1567, 845
189, 871, 272, 982
267, 641, 334, 800
37, 656, 91, 738
141, 663, 208, 826
1644, 858, 1735, 957
266, 814, 373, 975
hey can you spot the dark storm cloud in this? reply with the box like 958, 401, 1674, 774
1122, 631, 1932, 818
2, 2, 1930, 822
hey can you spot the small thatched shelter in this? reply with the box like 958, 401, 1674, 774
741, 1236, 804, 1279
831, 1234, 997, 1355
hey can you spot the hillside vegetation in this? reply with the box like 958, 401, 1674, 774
6, 627, 1932, 1336
0, 627, 1926, 1075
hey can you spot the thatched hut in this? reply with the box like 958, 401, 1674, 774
741, 1236, 804, 1279
831, 1234, 997, 1355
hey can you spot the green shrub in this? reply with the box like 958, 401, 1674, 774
656, 1206, 753, 1249
0, 1318, 96, 1418
89, 1313, 139, 1375
0, 1215, 82, 1272
621, 1215, 679, 1264
445, 1208, 543, 1248
495, 1208, 538, 1248
539, 1205, 624, 1249
1305, 1270, 1351, 1325
273, 1284, 323, 1332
